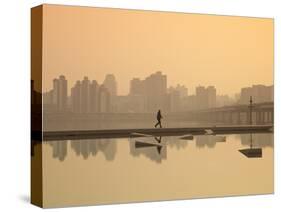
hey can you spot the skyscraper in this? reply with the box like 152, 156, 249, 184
98, 85, 111, 113
144, 71, 168, 112
71, 80, 81, 113
52, 75, 67, 111
103, 74, 117, 96
240, 85, 273, 104
130, 78, 145, 96
89, 80, 99, 113
207, 86, 216, 108
196, 85, 216, 109
81, 76, 90, 113
196, 86, 208, 110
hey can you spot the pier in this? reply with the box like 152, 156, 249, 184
38, 124, 273, 141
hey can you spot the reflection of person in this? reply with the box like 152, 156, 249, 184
154, 110, 163, 128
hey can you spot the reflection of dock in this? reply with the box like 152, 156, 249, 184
39, 125, 273, 141
239, 148, 262, 158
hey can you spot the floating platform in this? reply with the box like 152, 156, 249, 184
239, 148, 262, 158
34, 124, 273, 141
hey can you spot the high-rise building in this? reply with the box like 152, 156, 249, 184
103, 74, 117, 96
216, 95, 234, 107
89, 80, 99, 113
195, 85, 216, 109
71, 80, 81, 113
98, 85, 111, 112
144, 71, 169, 112
169, 90, 181, 112
168, 84, 188, 99
196, 86, 208, 110
81, 76, 90, 113
52, 75, 67, 111
240, 85, 273, 104
207, 86, 216, 108
130, 78, 145, 95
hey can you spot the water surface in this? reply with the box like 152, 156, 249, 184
39, 133, 273, 207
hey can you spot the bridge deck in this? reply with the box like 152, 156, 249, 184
37, 125, 273, 141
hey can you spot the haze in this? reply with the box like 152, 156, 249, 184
42, 4, 273, 96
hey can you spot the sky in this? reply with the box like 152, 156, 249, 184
42, 4, 273, 96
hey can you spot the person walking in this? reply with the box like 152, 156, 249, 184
154, 109, 163, 128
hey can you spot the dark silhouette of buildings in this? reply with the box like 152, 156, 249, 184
195, 85, 216, 110
53, 75, 68, 111
240, 85, 273, 105
98, 84, 111, 112
103, 74, 117, 97
71, 77, 111, 113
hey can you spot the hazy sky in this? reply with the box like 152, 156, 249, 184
42, 4, 273, 96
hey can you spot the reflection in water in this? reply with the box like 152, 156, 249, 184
130, 136, 167, 163
43, 133, 272, 162
40, 133, 273, 207
45, 139, 117, 161
49, 141, 67, 161
71, 139, 117, 161
240, 133, 273, 148
239, 134, 263, 158
167, 138, 188, 150
31, 140, 39, 157
195, 135, 217, 148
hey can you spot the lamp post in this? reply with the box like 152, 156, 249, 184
249, 96, 253, 125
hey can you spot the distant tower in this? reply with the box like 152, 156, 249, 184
103, 74, 117, 96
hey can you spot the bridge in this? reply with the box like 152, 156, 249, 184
41, 101, 274, 132
191, 101, 273, 125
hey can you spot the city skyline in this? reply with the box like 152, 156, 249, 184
42, 72, 273, 115
43, 72, 273, 98
41, 5, 273, 96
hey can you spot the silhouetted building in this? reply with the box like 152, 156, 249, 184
71, 77, 112, 113
103, 74, 117, 96
89, 80, 99, 113
144, 71, 169, 112
168, 84, 188, 99
130, 78, 145, 95
182, 95, 197, 111
196, 86, 208, 110
52, 75, 67, 111
195, 85, 216, 110
71, 80, 81, 113
216, 94, 235, 107
81, 76, 90, 113
167, 84, 188, 112
207, 86, 216, 108
240, 84, 273, 104
98, 84, 111, 112
168, 90, 181, 112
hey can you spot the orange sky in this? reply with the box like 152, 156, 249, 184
42, 4, 273, 96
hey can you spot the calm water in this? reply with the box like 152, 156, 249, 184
38, 133, 273, 207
